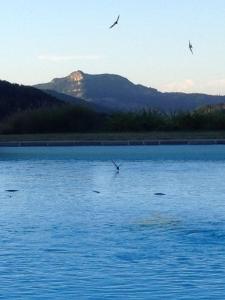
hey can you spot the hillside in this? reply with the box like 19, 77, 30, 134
35, 70, 225, 112
0, 80, 63, 120
43, 89, 109, 112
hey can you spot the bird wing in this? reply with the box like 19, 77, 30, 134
109, 15, 120, 28
109, 22, 116, 29
189, 41, 193, 54
111, 160, 119, 168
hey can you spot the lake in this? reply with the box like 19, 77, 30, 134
1, 145, 225, 299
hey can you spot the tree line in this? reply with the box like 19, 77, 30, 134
1, 104, 225, 134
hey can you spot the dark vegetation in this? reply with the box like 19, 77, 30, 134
0, 80, 62, 120
2, 103, 225, 134
1, 79, 225, 134
0, 105, 104, 134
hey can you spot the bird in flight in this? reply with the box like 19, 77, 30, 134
189, 40, 193, 54
112, 160, 121, 172
109, 15, 120, 29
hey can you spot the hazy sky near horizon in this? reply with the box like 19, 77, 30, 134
0, 0, 225, 94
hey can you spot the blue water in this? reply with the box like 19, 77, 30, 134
1, 145, 225, 299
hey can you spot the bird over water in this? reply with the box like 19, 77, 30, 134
112, 160, 120, 172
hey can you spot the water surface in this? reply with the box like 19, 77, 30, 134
0, 145, 225, 299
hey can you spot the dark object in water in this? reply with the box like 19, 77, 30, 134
112, 160, 121, 172
154, 193, 166, 196
5, 190, 18, 192
93, 190, 100, 194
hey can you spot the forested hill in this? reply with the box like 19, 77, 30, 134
0, 80, 63, 120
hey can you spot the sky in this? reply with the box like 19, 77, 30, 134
0, 0, 225, 94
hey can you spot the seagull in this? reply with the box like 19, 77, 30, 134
189, 40, 193, 54
109, 15, 120, 29
112, 160, 121, 172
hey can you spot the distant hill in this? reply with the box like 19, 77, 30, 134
43, 89, 110, 112
0, 80, 63, 120
34, 70, 225, 112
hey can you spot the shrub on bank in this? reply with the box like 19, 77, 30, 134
2, 105, 225, 134
0, 105, 105, 134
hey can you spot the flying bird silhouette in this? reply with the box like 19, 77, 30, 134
112, 160, 121, 172
189, 40, 193, 54
109, 15, 120, 29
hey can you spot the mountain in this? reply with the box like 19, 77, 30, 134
34, 70, 225, 112
43, 89, 110, 112
0, 80, 63, 120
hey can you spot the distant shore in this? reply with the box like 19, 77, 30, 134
1, 140, 225, 147
1, 132, 225, 146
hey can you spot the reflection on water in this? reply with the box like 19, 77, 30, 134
136, 213, 182, 228
0, 146, 225, 299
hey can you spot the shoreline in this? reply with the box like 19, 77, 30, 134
1, 139, 225, 147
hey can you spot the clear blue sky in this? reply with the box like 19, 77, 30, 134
0, 0, 225, 94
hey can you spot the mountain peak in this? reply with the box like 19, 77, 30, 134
34, 71, 225, 112
69, 70, 85, 82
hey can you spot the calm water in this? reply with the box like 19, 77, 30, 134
1, 145, 225, 299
